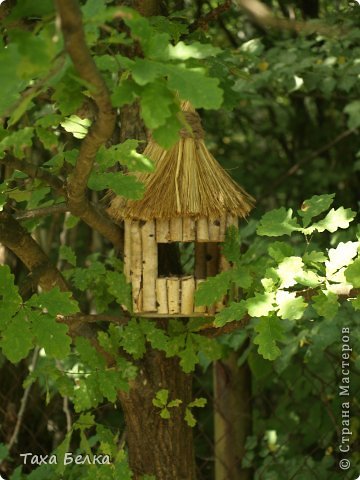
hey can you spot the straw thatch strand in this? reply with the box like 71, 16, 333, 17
108, 101, 254, 222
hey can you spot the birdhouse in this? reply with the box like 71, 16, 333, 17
108, 102, 254, 317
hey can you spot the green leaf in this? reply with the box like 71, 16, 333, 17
140, 81, 174, 129
96, 140, 154, 172
1, 310, 33, 363
350, 296, 360, 311
88, 171, 144, 199
257, 208, 300, 237
106, 271, 132, 311
98, 369, 129, 401
179, 336, 199, 373
153, 389, 169, 407
184, 408, 196, 427
0, 265, 22, 329
119, 319, 146, 360
76, 337, 106, 369
0, 127, 34, 159
152, 110, 182, 149
246, 292, 275, 317
111, 78, 139, 107
30, 313, 71, 359
298, 193, 335, 227
310, 207, 356, 234
168, 399, 182, 408
214, 300, 247, 327
344, 100, 360, 129
233, 266, 252, 289
253, 316, 284, 361
27, 288, 79, 316
276, 291, 307, 320
188, 397, 207, 408
268, 241, 294, 262
168, 42, 222, 60
195, 270, 233, 307
60, 115, 91, 139
223, 225, 240, 263
277, 256, 304, 288
312, 292, 339, 320
165, 64, 223, 110
160, 408, 171, 419
59, 245, 77, 266
303, 250, 327, 264
345, 258, 360, 287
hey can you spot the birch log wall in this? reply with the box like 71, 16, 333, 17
122, 215, 238, 317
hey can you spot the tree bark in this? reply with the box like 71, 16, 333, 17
118, 349, 196, 480
214, 350, 252, 480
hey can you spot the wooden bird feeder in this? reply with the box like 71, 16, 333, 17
108, 101, 254, 317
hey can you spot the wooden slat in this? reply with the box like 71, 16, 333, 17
156, 218, 171, 243
170, 217, 183, 241
141, 221, 157, 312
209, 218, 221, 242
130, 220, 143, 312
194, 279, 207, 313
156, 278, 168, 314
167, 278, 180, 314
124, 220, 132, 281
196, 216, 209, 242
183, 217, 196, 242
181, 276, 195, 315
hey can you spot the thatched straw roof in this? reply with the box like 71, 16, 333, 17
108, 101, 255, 221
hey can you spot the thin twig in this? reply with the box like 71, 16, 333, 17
14, 204, 69, 220
6, 347, 40, 451
259, 128, 356, 200
233, 0, 343, 35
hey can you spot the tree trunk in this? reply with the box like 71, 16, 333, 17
118, 349, 196, 480
214, 350, 252, 480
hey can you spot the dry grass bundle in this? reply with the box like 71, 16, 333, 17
108, 101, 254, 222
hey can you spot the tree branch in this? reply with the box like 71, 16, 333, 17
14, 204, 69, 220
0, 157, 65, 196
189, 0, 232, 33
233, 0, 341, 35
55, 0, 123, 251
0, 212, 69, 292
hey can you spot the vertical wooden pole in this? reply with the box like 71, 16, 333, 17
156, 278, 168, 314
141, 220, 157, 312
219, 215, 226, 242
156, 219, 171, 243
195, 243, 207, 280
180, 276, 195, 315
206, 243, 219, 315
209, 218, 221, 242
183, 217, 196, 242
167, 278, 180, 314
226, 214, 238, 231
130, 220, 143, 312
196, 216, 209, 242
170, 217, 183, 241
124, 219, 132, 282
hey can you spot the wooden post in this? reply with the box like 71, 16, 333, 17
195, 243, 207, 279
124, 219, 132, 281
156, 278, 168, 314
181, 276, 195, 315
167, 278, 180, 314
206, 243, 219, 315
196, 216, 209, 242
194, 279, 207, 313
183, 217, 196, 242
130, 220, 143, 312
209, 218, 221, 242
170, 217, 183, 241
156, 219, 171, 243
219, 215, 227, 242
141, 221, 157, 312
